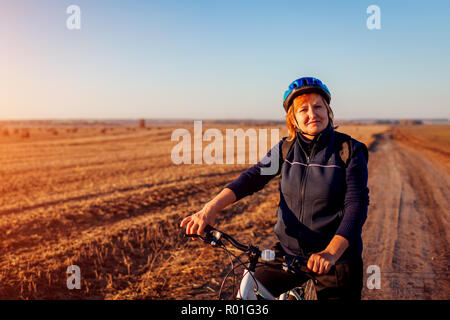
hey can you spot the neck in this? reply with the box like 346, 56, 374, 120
295, 123, 332, 141
300, 132, 315, 141
294, 128, 318, 141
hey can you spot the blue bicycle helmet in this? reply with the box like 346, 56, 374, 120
283, 77, 331, 112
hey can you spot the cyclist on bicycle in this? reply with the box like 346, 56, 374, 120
180, 77, 369, 300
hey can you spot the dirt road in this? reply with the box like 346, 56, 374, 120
362, 131, 450, 299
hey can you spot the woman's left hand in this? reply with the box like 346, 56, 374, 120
307, 251, 336, 275
307, 235, 349, 274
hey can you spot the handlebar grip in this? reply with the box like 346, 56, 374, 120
183, 224, 215, 239
203, 224, 215, 234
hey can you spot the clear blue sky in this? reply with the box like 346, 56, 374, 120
1, 0, 449, 120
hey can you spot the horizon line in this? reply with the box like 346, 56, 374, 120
0, 117, 448, 122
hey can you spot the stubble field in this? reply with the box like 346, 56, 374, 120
0, 122, 448, 299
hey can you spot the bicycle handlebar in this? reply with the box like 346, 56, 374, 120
184, 225, 310, 263
185, 225, 251, 252
207, 225, 251, 252
184, 224, 317, 280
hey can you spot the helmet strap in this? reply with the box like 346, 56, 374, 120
293, 117, 319, 138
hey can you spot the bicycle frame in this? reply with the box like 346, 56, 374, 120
237, 267, 304, 300
183, 225, 310, 300
237, 269, 275, 300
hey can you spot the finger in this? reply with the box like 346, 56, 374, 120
197, 221, 206, 236
323, 262, 331, 274
308, 255, 318, 272
308, 256, 318, 273
180, 216, 191, 228
307, 256, 315, 270
313, 259, 319, 273
191, 221, 199, 236
318, 259, 326, 275
186, 219, 195, 235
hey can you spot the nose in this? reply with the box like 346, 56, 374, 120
307, 104, 318, 119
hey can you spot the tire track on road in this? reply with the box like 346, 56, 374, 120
362, 131, 450, 299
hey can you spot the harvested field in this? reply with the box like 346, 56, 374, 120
391, 125, 450, 173
0, 122, 448, 300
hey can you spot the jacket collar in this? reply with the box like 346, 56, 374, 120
295, 123, 334, 148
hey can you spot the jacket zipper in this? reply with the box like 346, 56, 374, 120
299, 140, 318, 224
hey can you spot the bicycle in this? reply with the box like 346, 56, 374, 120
185, 225, 318, 300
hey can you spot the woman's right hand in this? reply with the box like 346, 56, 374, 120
180, 203, 217, 237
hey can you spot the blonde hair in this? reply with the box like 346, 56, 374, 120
286, 94, 337, 141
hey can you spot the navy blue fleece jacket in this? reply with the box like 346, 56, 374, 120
226, 125, 369, 263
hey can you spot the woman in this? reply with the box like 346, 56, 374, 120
180, 77, 369, 300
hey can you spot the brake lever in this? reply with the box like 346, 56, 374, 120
183, 233, 208, 242
184, 233, 200, 238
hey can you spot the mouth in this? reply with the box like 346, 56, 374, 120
308, 120, 320, 125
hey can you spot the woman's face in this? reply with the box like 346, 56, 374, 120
292, 93, 329, 138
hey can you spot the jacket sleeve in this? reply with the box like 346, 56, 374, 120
335, 142, 370, 244
225, 139, 284, 201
